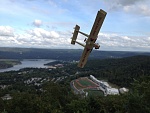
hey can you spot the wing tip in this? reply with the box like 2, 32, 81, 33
100, 9, 107, 15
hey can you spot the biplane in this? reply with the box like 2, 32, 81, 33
71, 9, 107, 68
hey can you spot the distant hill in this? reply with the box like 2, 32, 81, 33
76, 55, 150, 87
0, 47, 150, 60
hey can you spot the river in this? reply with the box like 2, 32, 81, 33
0, 59, 55, 72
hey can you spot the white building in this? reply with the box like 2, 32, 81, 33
119, 87, 129, 94
106, 88, 119, 95
90, 75, 119, 95
1, 94, 12, 100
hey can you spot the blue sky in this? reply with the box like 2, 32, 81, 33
0, 0, 150, 51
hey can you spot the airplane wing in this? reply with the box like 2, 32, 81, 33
78, 45, 92, 68
78, 9, 107, 68
87, 9, 107, 45
71, 25, 80, 45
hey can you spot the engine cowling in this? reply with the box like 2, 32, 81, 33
94, 43, 100, 49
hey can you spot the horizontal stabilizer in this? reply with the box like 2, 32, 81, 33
71, 25, 80, 45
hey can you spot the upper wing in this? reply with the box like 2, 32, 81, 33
87, 9, 107, 45
78, 45, 92, 68
78, 9, 107, 68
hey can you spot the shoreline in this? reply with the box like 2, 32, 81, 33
0, 59, 54, 72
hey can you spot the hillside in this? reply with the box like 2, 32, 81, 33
66, 55, 150, 87
0, 55, 150, 112
0, 59, 21, 69
0, 47, 150, 60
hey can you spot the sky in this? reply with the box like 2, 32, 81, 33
0, 0, 150, 51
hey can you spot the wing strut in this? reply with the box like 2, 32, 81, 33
75, 41, 85, 47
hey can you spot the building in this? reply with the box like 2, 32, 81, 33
90, 75, 119, 95
1, 94, 12, 100
106, 88, 119, 95
119, 87, 129, 94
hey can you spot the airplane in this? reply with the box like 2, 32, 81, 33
71, 9, 107, 68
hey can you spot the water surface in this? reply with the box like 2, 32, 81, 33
0, 59, 54, 72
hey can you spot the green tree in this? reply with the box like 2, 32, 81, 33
126, 76, 150, 113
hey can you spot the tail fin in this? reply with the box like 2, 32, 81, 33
71, 25, 80, 45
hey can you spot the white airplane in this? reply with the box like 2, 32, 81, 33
71, 9, 107, 68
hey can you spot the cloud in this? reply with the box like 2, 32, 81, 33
97, 32, 150, 51
123, 4, 150, 16
0, 25, 149, 51
104, 0, 143, 10
27, 28, 59, 38
0, 26, 14, 37
116, 0, 143, 6
0, 26, 72, 48
104, 0, 150, 16
32, 19, 42, 27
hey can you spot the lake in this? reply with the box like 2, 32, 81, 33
0, 59, 55, 72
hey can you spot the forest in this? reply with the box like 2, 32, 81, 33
0, 55, 150, 113
0, 47, 150, 60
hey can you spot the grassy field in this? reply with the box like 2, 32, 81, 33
0, 59, 21, 69
79, 78, 96, 87
0, 59, 21, 65
74, 80, 84, 89
74, 77, 98, 90
72, 77, 105, 97
85, 89, 104, 97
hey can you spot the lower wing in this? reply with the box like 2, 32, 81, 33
78, 45, 93, 68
